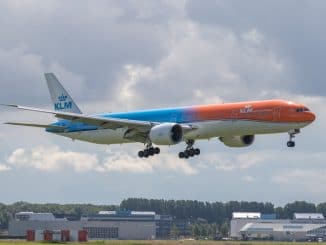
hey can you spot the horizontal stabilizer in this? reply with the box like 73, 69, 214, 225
4, 122, 64, 131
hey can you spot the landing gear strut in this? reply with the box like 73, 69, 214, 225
138, 143, 160, 158
178, 139, 200, 159
287, 129, 300, 147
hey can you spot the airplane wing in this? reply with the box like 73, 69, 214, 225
2, 104, 152, 131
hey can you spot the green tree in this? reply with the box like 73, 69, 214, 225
170, 224, 179, 239
220, 222, 229, 237
191, 223, 200, 239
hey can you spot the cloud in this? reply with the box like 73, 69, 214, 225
0, 46, 86, 105
6, 146, 198, 175
271, 169, 326, 194
8, 147, 100, 172
203, 152, 265, 172
0, 164, 10, 172
110, 23, 289, 109
242, 175, 255, 182
0, 0, 324, 203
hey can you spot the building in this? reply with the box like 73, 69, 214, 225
9, 211, 169, 240
231, 212, 326, 241
231, 212, 262, 238
155, 215, 173, 238
240, 222, 326, 241
294, 213, 325, 220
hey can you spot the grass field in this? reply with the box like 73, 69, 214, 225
0, 241, 325, 245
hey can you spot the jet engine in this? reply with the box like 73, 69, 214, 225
219, 135, 255, 147
149, 123, 183, 145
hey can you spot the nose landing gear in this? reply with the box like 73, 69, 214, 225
178, 139, 200, 159
287, 129, 300, 148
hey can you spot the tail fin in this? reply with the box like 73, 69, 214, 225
45, 73, 82, 114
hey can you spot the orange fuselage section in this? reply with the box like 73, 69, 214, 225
191, 100, 316, 123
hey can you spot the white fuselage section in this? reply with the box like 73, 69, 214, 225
56, 120, 310, 145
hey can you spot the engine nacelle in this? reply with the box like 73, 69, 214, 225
149, 123, 183, 145
219, 135, 255, 147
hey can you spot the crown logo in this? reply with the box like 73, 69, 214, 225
58, 94, 68, 102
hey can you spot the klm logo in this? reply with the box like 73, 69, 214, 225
54, 93, 72, 110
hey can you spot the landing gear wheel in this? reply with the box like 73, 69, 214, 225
189, 149, 195, 157
138, 144, 160, 158
287, 141, 295, 147
184, 151, 189, 159
149, 148, 155, 155
143, 149, 149, 158
194, 148, 200, 155
154, 147, 160, 154
179, 152, 185, 158
138, 151, 144, 158
287, 129, 299, 148
179, 139, 201, 158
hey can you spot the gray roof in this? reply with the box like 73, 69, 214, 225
294, 213, 324, 220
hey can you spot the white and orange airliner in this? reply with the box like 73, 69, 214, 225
3, 73, 316, 158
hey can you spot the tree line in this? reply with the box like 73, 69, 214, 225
120, 198, 326, 223
1, 199, 326, 229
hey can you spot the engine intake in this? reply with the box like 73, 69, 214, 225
149, 123, 183, 145
219, 135, 255, 147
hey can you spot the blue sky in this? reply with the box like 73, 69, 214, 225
0, 0, 325, 206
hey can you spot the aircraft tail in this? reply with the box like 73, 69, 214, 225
45, 73, 82, 114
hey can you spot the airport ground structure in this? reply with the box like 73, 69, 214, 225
231, 212, 326, 241
9, 211, 172, 240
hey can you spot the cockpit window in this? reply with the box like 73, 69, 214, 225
296, 108, 303, 112
296, 107, 310, 112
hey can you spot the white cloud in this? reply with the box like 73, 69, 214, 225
237, 152, 264, 169
108, 20, 289, 111
0, 164, 10, 172
204, 152, 265, 172
242, 175, 255, 182
6, 146, 197, 175
242, 29, 263, 45
271, 169, 326, 194
101, 149, 198, 175
8, 146, 100, 172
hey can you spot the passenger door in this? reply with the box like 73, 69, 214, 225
273, 107, 281, 121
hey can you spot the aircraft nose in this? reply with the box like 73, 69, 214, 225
308, 111, 316, 122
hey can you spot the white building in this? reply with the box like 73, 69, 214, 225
231, 212, 326, 241
294, 213, 324, 220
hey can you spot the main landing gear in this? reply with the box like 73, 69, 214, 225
138, 143, 160, 158
287, 129, 300, 147
178, 139, 200, 159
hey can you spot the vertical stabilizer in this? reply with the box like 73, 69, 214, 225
45, 73, 82, 114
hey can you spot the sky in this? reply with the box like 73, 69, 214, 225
0, 0, 325, 206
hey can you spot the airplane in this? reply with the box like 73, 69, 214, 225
2, 73, 316, 159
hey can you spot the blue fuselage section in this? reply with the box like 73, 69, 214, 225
48, 107, 193, 133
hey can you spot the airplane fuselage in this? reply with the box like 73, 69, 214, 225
51, 99, 315, 145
